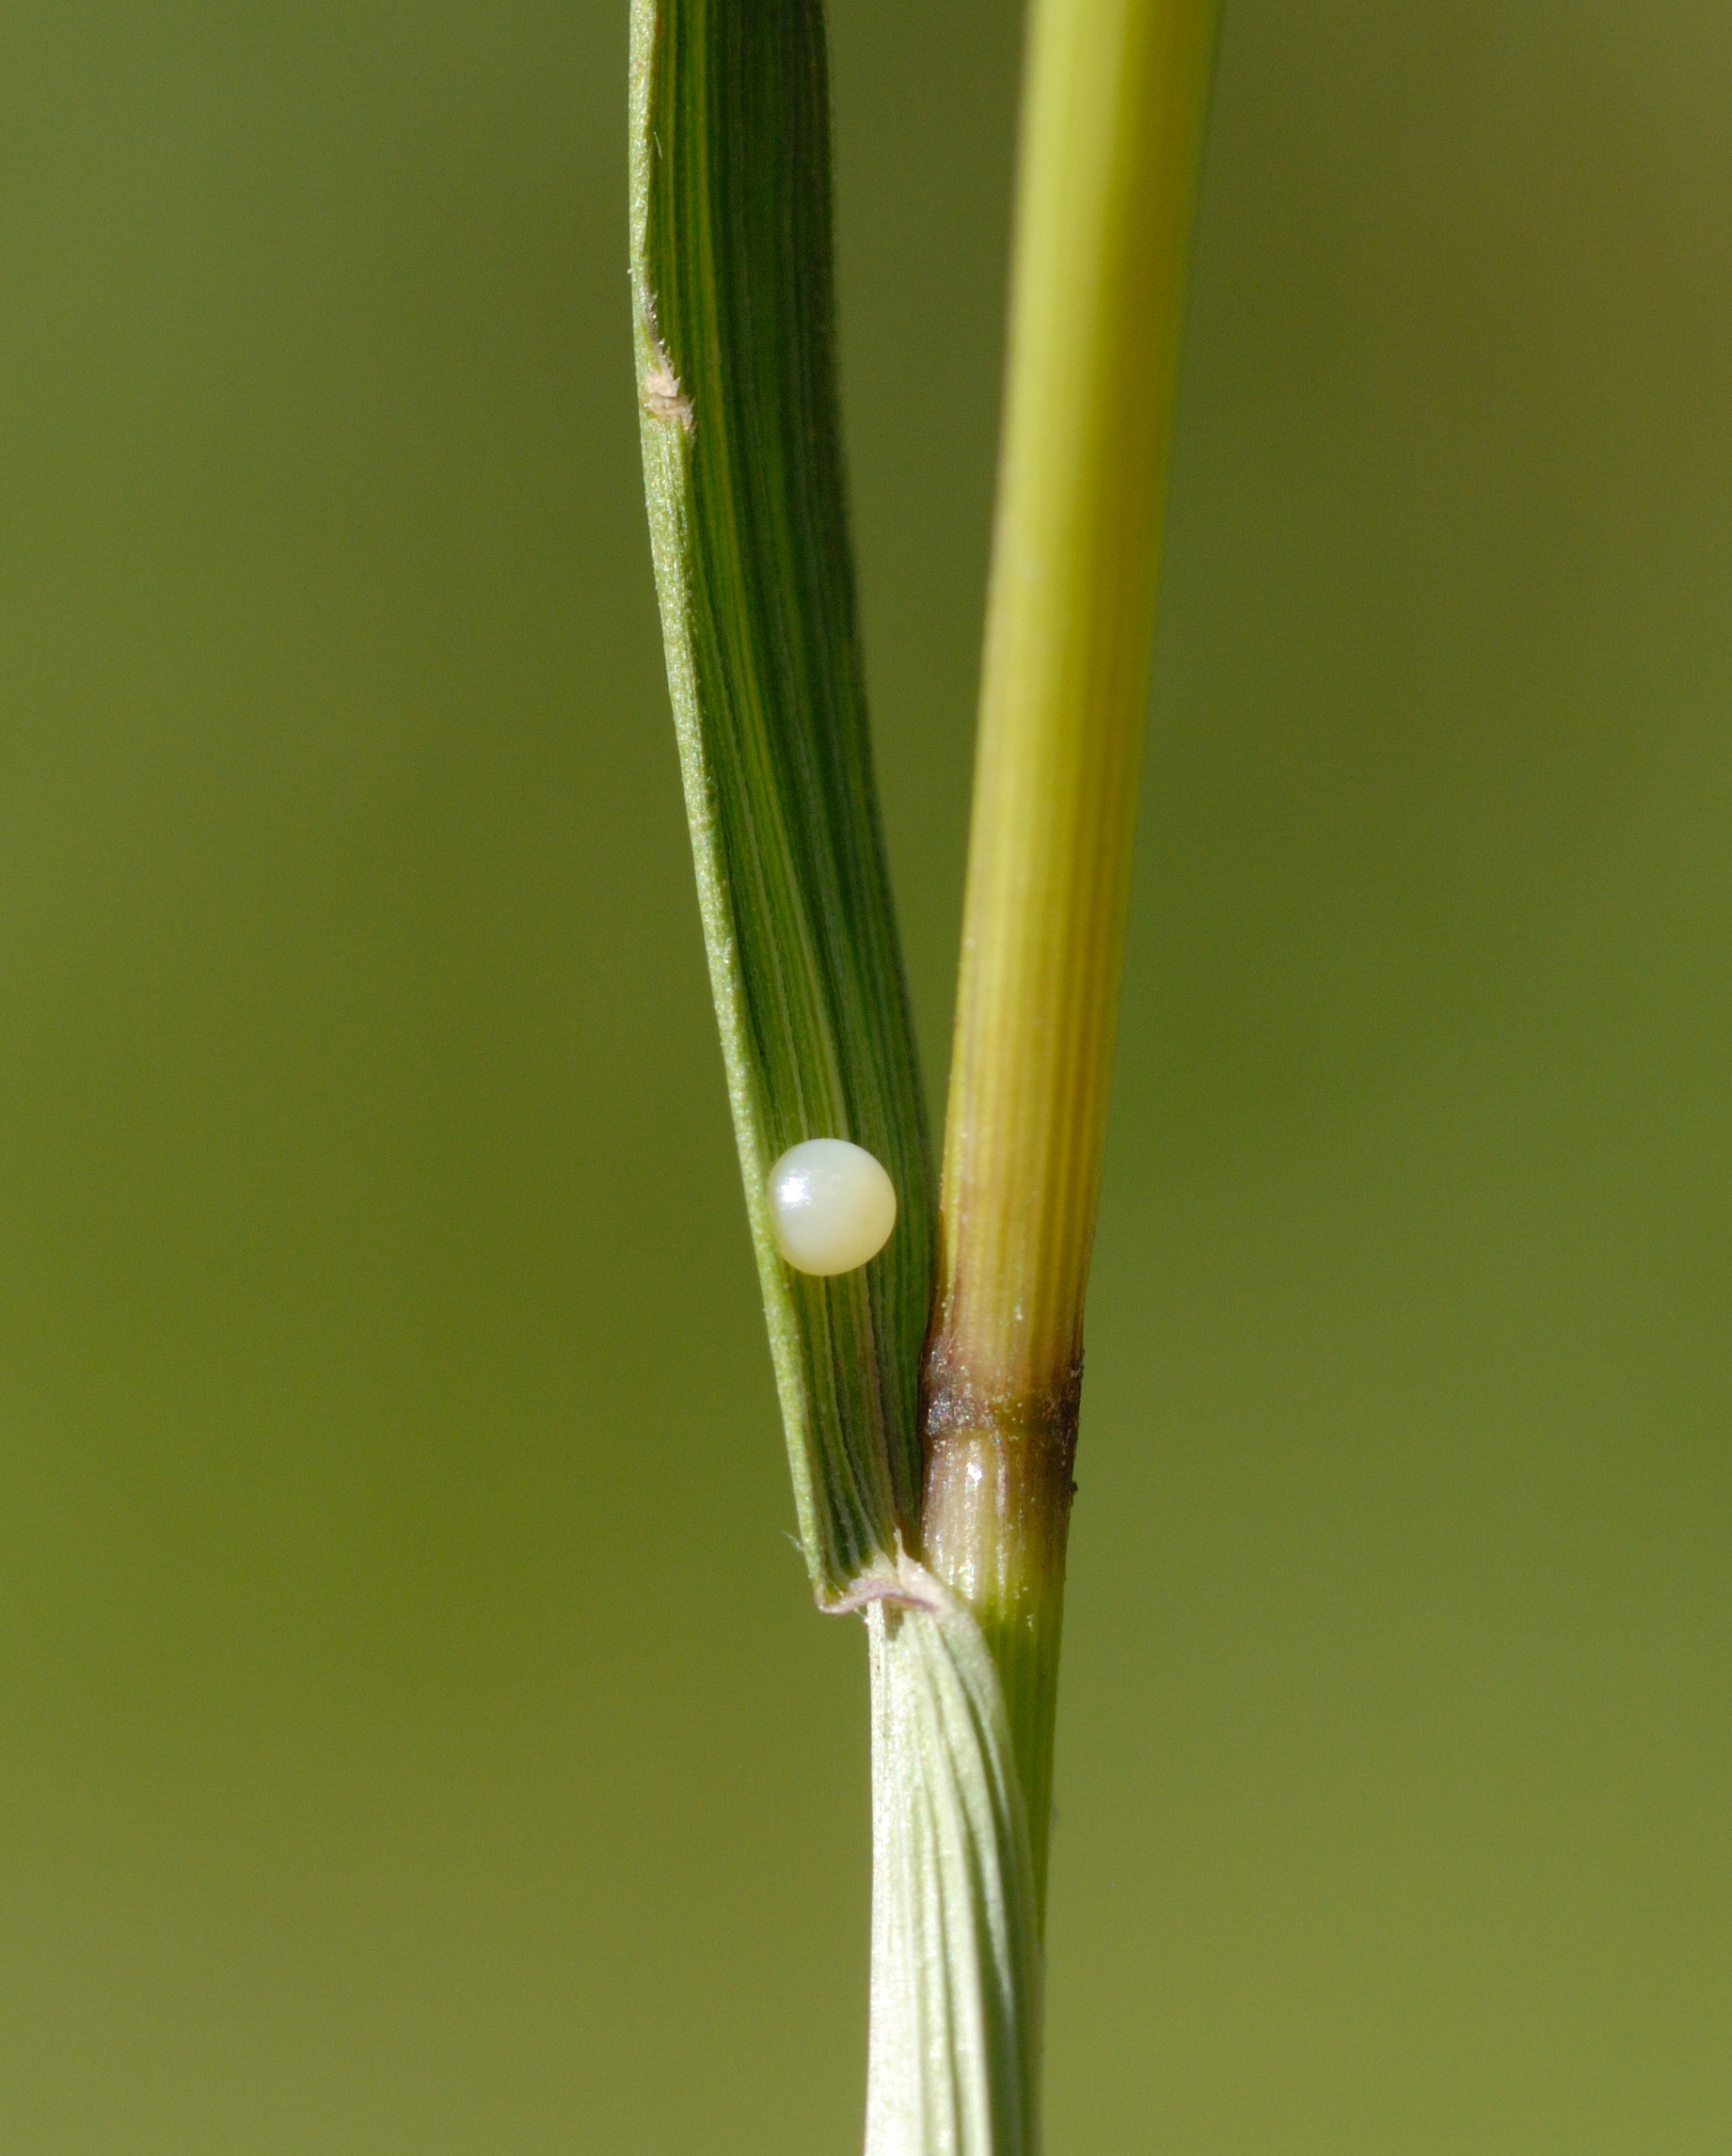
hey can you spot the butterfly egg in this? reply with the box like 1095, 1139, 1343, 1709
768, 1138, 898, 1276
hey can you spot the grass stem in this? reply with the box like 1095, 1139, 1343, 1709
921, 0, 1219, 1915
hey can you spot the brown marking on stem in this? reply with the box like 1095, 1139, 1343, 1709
916, 1336, 1082, 1906
917, 1337, 1081, 1622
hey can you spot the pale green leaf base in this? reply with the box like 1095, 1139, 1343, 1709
866, 1558, 1043, 2156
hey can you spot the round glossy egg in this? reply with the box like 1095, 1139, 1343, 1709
768, 1138, 898, 1276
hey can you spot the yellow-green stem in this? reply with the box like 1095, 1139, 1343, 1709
921, 0, 1218, 1914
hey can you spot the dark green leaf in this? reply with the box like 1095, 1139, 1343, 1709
629, 0, 933, 1593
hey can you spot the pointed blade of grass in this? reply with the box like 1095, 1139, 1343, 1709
628, 0, 933, 1595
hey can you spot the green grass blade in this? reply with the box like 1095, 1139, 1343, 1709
628, 0, 933, 1594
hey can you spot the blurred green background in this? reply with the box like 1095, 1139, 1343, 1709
1, 1, 1728, 2148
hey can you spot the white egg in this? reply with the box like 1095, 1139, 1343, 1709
768, 1138, 898, 1276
